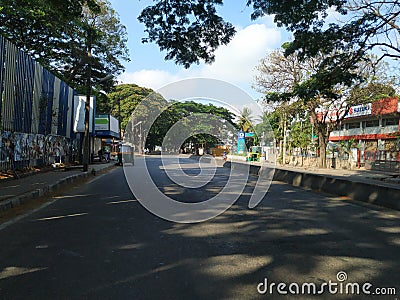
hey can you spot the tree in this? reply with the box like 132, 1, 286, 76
105, 84, 156, 130
0, 0, 129, 93
106, 86, 237, 151
237, 107, 254, 132
139, 0, 399, 92
138, 0, 235, 68
157, 101, 237, 151
338, 139, 359, 169
254, 45, 395, 167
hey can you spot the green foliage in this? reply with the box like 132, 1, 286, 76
348, 82, 397, 104
138, 0, 236, 68
0, 0, 129, 93
237, 107, 254, 132
256, 110, 282, 142
105, 84, 156, 130
156, 101, 237, 149
339, 139, 359, 155
105, 84, 237, 150
288, 119, 312, 152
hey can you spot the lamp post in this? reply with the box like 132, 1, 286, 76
82, 33, 92, 172
133, 121, 142, 154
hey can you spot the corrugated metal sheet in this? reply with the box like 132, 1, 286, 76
52, 77, 61, 134
15, 49, 35, 133
0, 36, 80, 172
58, 81, 69, 136
2, 39, 17, 131
0, 36, 5, 126
31, 62, 43, 134
39, 68, 55, 135
66, 87, 74, 138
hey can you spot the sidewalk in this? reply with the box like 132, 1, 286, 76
0, 162, 116, 211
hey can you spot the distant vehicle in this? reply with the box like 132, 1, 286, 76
120, 144, 134, 165
246, 146, 262, 162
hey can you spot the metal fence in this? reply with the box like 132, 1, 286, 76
0, 36, 76, 173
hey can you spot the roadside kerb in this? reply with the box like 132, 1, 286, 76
0, 164, 116, 212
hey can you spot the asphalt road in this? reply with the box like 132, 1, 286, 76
0, 157, 399, 299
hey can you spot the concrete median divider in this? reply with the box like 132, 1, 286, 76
221, 160, 400, 211
272, 168, 400, 210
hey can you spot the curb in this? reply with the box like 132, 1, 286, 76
0, 165, 116, 212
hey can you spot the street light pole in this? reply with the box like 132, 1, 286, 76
133, 121, 142, 154
82, 32, 92, 172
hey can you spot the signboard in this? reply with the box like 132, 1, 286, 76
345, 103, 372, 118
95, 114, 120, 139
95, 115, 109, 131
109, 115, 119, 134
237, 131, 246, 154
245, 132, 255, 138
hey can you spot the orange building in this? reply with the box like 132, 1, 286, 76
329, 97, 399, 168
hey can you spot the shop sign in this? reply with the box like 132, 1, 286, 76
345, 103, 372, 118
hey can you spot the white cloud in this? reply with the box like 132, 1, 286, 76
118, 69, 181, 90
118, 22, 282, 95
198, 23, 281, 83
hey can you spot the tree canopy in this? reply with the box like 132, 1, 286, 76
139, 0, 399, 94
105, 84, 237, 151
0, 0, 129, 93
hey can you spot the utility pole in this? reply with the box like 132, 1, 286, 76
82, 32, 92, 172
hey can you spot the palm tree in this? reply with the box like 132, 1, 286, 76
238, 107, 254, 132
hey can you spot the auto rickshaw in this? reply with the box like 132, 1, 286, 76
246, 146, 262, 162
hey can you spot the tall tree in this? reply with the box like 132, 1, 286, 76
254, 46, 395, 167
237, 107, 254, 132
0, 0, 129, 93
138, 0, 235, 68
139, 0, 399, 90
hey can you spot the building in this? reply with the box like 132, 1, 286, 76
330, 97, 399, 169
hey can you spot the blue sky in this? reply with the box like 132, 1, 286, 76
109, 1, 292, 100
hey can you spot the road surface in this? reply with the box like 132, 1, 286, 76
0, 157, 399, 299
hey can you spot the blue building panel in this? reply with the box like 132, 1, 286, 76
0, 37, 5, 125
39, 68, 55, 135
23, 52, 35, 133
14, 50, 25, 132
58, 81, 69, 136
